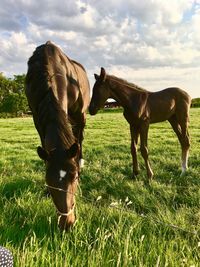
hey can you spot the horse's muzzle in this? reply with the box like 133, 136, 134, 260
58, 212, 76, 231
89, 104, 97, 115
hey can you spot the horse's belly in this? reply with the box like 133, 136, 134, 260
149, 104, 176, 123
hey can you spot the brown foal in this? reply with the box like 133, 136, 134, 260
89, 67, 191, 182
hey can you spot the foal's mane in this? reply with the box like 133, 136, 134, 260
108, 75, 148, 93
26, 43, 75, 148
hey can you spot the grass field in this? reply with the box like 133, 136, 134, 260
0, 108, 200, 267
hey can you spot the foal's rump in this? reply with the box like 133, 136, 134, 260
148, 87, 191, 123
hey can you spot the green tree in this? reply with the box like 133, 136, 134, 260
0, 73, 28, 116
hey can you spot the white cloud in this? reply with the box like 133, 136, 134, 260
107, 65, 200, 98
0, 0, 199, 98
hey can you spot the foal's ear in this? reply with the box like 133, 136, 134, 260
37, 146, 49, 161
100, 67, 106, 81
67, 143, 79, 158
94, 73, 99, 80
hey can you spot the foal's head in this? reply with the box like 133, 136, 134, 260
89, 67, 110, 115
37, 143, 79, 231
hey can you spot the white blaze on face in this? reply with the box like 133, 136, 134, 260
59, 170, 67, 181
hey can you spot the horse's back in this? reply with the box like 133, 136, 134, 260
72, 61, 90, 112
26, 41, 90, 114
149, 87, 191, 106
148, 87, 191, 123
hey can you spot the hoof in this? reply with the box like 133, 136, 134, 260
131, 170, 139, 180
180, 170, 187, 177
131, 174, 137, 180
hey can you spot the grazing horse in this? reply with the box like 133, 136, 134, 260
25, 41, 90, 230
89, 67, 191, 182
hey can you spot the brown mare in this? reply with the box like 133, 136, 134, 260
25, 41, 90, 230
89, 67, 191, 182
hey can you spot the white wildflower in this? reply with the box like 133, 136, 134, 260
140, 235, 145, 242
110, 201, 119, 207
96, 196, 102, 201
125, 197, 129, 202
126, 201, 133, 206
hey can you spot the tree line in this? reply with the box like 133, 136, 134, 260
0, 73, 28, 117
0, 72, 200, 117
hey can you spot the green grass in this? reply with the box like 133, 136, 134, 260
0, 109, 200, 267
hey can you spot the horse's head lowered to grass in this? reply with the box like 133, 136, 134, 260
37, 143, 79, 230
25, 41, 90, 231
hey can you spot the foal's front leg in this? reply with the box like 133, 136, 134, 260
130, 126, 139, 179
139, 122, 154, 182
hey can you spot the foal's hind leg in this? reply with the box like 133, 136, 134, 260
139, 121, 154, 181
130, 126, 140, 178
179, 119, 190, 176
168, 115, 190, 176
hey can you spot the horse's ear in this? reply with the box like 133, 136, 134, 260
94, 73, 99, 80
68, 143, 79, 158
100, 67, 106, 81
37, 146, 49, 161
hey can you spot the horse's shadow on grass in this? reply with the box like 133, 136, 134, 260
0, 159, 60, 245
1, 159, 45, 200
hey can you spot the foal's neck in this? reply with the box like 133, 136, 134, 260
107, 76, 141, 107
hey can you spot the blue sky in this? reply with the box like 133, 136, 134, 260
0, 0, 200, 98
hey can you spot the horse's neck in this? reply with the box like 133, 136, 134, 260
44, 123, 61, 151
44, 121, 74, 152
108, 78, 138, 108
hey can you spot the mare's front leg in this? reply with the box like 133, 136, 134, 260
78, 112, 86, 169
139, 121, 154, 182
71, 112, 86, 170
130, 126, 140, 179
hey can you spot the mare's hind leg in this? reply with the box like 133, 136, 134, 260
168, 115, 190, 176
139, 121, 154, 181
130, 125, 140, 179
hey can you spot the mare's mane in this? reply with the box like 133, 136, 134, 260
26, 43, 75, 148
